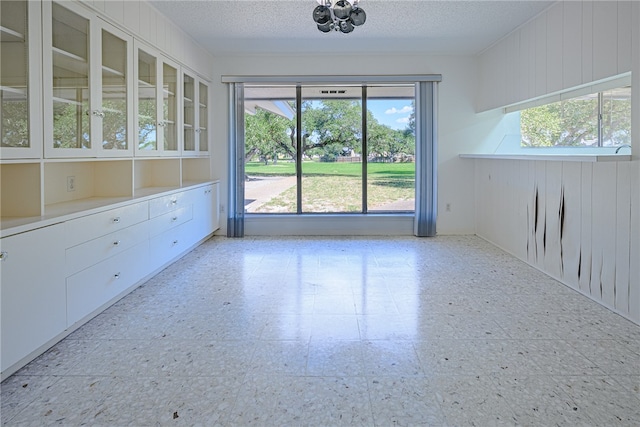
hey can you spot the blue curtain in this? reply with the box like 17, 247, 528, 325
227, 83, 245, 237
414, 81, 438, 237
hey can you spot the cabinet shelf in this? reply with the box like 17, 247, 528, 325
0, 25, 25, 42
52, 46, 88, 75
0, 85, 27, 97
102, 65, 124, 78
52, 96, 82, 106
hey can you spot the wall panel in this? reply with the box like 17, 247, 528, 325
579, 163, 593, 295
581, 0, 593, 84
562, 0, 582, 89
534, 14, 548, 97
592, 1, 618, 81
617, 1, 633, 74
543, 161, 563, 278
475, 159, 639, 325
614, 162, 631, 313
560, 162, 582, 290
546, 3, 563, 93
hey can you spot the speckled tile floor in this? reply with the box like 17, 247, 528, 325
2, 236, 640, 426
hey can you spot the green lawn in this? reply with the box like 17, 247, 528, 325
245, 161, 415, 178
245, 161, 415, 213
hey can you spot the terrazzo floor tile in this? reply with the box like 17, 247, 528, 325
552, 376, 640, 425
489, 375, 596, 425
367, 377, 447, 425
2, 236, 640, 426
432, 375, 519, 426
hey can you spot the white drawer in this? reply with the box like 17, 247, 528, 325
66, 241, 149, 327
148, 205, 192, 237
65, 221, 150, 276
149, 222, 192, 271
65, 202, 149, 248
149, 191, 187, 218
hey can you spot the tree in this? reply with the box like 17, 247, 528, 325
244, 99, 416, 164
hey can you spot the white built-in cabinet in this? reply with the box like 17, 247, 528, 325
182, 70, 209, 156
0, 0, 42, 159
0, 223, 67, 375
1, 181, 220, 379
0, 0, 218, 380
1, 0, 213, 229
43, 1, 134, 158
135, 42, 180, 156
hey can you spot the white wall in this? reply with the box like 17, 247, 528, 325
473, 1, 640, 324
210, 54, 502, 236
478, 0, 634, 112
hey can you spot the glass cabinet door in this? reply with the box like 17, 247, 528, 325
183, 73, 195, 153
162, 62, 178, 153
50, 2, 91, 154
198, 81, 208, 154
1, 0, 40, 159
137, 48, 157, 152
99, 25, 131, 155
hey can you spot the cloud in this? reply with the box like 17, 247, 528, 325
396, 116, 410, 124
385, 105, 413, 115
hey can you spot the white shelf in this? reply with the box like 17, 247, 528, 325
44, 196, 131, 218
0, 25, 25, 42
52, 96, 82, 106
102, 65, 124, 78
0, 85, 27, 97
459, 153, 632, 162
52, 47, 87, 75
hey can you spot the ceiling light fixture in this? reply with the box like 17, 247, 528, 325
313, 0, 366, 34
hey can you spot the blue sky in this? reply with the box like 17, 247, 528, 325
367, 100, 413, 130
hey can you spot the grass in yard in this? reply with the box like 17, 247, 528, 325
247, 161, 415, 213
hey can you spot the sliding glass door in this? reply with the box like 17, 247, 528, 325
243, 84, 415, 214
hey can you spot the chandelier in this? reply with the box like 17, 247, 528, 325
313, 0, 366, 33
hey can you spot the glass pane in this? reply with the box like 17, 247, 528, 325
602, 86, 631, 147
521, 94, 598, 147
101, 30, 127, 150
183, 74, 195, 151
366, 85, 416, 212
137, 49, 156, 150
301, 85, 362, 213
198, 81, 208, 152
52, 4, 90, 149
162, 63, 177, 151
1, 0, 29, 148
244, 85, 297, 213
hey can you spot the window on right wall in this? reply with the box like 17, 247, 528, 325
520, 86, 631, 148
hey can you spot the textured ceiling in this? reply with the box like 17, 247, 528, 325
150, 0, 554, 56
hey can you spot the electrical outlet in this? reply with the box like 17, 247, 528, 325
445, 203, 451, 212
220, 205, 225, 213
67, 176, 76, 192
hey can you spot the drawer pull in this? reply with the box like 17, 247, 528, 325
112, 217, 121, 224
113, 240, 121, 246
171, 199, 178, 205
0, 251, 8, 261
172, 240, 178, 246
171, 216, 178, 222
114, 272, 121, 279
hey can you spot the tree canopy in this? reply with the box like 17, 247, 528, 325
244, 100, 415, 163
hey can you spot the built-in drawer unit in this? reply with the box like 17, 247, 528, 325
66, 241, 150, 327
148, 205, 192, 237
149, 192, 188, 218
65, 201, 149, 247
149, 222, 192, 271
65, 221, 150, 275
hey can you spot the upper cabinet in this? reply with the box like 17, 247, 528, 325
43, 1, 134, 158
182, 69, 209, 157
0, 0, 42, 159
135, 43, 180, 157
